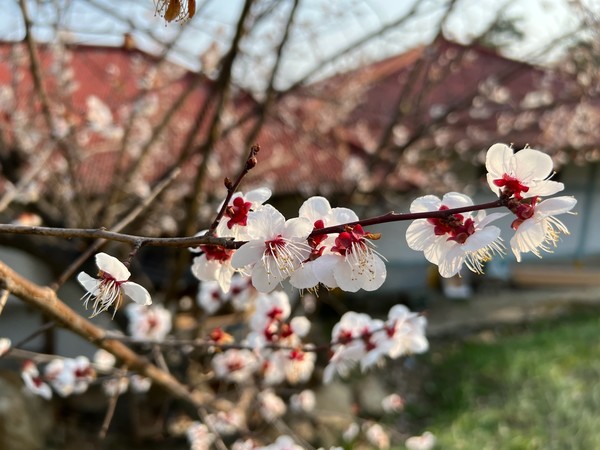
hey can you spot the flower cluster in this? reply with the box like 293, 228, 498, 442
192, 192, 386, 295
324, 305, 428, 383
21, 356, 95, 399
63, 143, 577, 450
486, 144, 576, 262
211, 289, 316, 386
406, 144, 576, 276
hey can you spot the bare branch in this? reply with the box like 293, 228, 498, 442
0, 260, 211, 409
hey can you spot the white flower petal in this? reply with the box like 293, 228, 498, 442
299, 196, 332, 222
477, 212, 507, 228
230, 241, 265, 269
312, 254, 340, 288
333, 261, 363, 293
245, 187, 272, 205
246, 205, 285, 239
289, 262, 320, 290
283, 217, 312, 239
361, 255, 387, 291
526, 180, 564, 197
406, 220, 437, 251
423, 237, 447, 265
191, 254, 219, 281
462, 226, 501, 252
95, 253, 130, 281
536, 196, 577, 216
486, 173, 502, 196
121, 282, 152, 305
328, 207, 359, 225
77, 272, 99, 293
437, 243, 464, 278
409, 195, 441, 213
441, 192, 473, 209
514, 148, 553, 182
291, 316, 311, 337
510, 220, 545, 262
251, 263, 284, 293
485, 143, 512, 177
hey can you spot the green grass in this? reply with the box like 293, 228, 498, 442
419, 313, 600, 450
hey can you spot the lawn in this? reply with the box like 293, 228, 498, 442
417, 312, 600, 450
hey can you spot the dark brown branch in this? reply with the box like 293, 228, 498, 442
0, 197, 508, 248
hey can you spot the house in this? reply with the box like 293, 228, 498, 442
0, 35, 597, 304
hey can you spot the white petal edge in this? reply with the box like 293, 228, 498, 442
121, 282, 152, 306
95, 253, 130, 281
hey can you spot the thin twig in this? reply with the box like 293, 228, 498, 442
51, 168, 182, 290
0, 197, 507, 246
207, 145, 261, 235
0, 289, 8, 316
99, 370, 127, 440
12, 321, 56, 349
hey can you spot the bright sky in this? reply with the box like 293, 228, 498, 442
0, 0, 586, 91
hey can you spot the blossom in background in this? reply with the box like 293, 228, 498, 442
0, 337, 10, 357
44, 356, 95, 397
196, 275, 256, 315
130, 374, 152, 393
77, 252, 151, 317
259, 435, 303, 450
21, 361, 52, 400
93, 348, 116, 372
290, 389, 316, 413
102, 377, 129, 397
258, 388, 287, 422
231, 205, 312, 292
125, 303, 172, 341
363, 422, 390, 449
232, 439, 259, 450
186, 422, 215, 450
485, 143, 564, 199
405, 431, 437, 450
212, 349, 259, 383
197, 280, 228, 315
205, 410, 245, 437
248, 291, 291, 346
324, 305, 428, 381
406, 193, 505, 277
381, 393, 405, 413
509, 196, 577, 261
369, 304, 428, 367
323, 312, 383, 383
343, 422, 360, 442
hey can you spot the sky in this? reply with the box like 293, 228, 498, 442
0, 0, 588, 91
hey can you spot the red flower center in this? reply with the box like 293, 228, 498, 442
427, 205, 475, 244
201, 244, 233, 263
265, 235, 286, 257
493, 174, 530, 199
332, 225, 367, 256
225, 196, 252, 229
